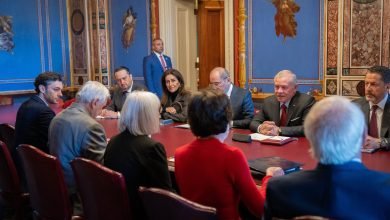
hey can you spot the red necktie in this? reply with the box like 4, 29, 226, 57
279, 104, 287, 127
368, 105, 379, 138
160, 55, 167, 71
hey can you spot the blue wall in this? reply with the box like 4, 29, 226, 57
0, 0, 70, 92
109, 0, 150, 82
247, 0, 323, 93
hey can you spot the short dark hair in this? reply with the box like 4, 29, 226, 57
188, 89, 232, 137
114, 66, 130, 75
34, 72, 62, 93
367, 66, 390, 84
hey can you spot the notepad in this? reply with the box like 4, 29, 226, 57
174, 123, 190, 129
248, 156, 302, 175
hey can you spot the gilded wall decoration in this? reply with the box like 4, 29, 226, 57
0, 16, 14, 53
271, 0, 300, 40
341, 80, 365, 96
122, 7, 137, 50
350, 0, 381, 67
326, 0, 338, 72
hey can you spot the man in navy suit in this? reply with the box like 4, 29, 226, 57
14, 72, 63, 153
143, 38, 172, 98
265, 96, 390, 219
353, 66, 390, 151
250, 70, 315, 136
209, 67, 254, 129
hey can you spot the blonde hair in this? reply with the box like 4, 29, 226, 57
119, 91, 160, 135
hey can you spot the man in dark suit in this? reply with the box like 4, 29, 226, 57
143, 38, 172, 98
250, 70, 315, 136
209, 67, 254, 128
265, 96, 390, 219
353, 65, 390, 150
101, 66, 146, 118
14, 72, 63, 153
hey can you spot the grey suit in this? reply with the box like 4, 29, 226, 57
49, 102, 107, 190
106, 82, 147, 112
250, 91, 315, 137
353, 96, 390, 149
230, 85, 254, 129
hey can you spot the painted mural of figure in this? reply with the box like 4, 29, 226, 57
121, 7, 137, 50
272, 0, 300, 40
0, 16, 14, 52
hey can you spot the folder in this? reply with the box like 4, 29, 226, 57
248, 156, 302, 175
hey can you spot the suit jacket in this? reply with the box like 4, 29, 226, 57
265, 162, 390, 219
250, 92, 315, 136
161, 91, 191, 122
104, 130, 172, 220
106, 82, 147, 112
175, 138, 271, 220
230, 85, 254, 129
49, 102, 107, 191
353, 96, 390, 148
143, 53, 172, 98
14, 95, 55, 153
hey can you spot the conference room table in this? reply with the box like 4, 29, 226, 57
97, 118, 390, 175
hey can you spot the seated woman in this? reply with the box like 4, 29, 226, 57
104, 91, 173, 219
160, 69, 191, 122
174, 89, 284, 220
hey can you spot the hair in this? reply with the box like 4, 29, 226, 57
34, 72, 63, 93
188, 89, 232, 137
152, 38, 162, 43
114, 66, 130, 76
119, 91, 161, 135
161, 69, 188, 105
76, 81, 110, 105
304, 96, 365, 165
367, 66, 390, 84
274, 70, 297, 85
210, 67, 230, 80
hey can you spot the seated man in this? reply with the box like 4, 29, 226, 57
49, 81, 110, 213
101, 66, 146, 118
249, 70, 315, 136
265, 96, 390, 219
209, 67, 254, 128
353, 65, 390, 150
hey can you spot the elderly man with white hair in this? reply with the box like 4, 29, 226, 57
250, 70, 315, 137
49, 81, 110, 214
264, 96, 390, 219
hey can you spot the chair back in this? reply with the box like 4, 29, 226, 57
70, 158, 131, 220
0, 123, 15, 152
17, 144, 72, 220
139, 186, 217, 220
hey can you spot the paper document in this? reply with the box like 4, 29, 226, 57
174, 124, 190, 129
250, 133, 291, 141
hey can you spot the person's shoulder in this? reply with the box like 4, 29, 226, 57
264, 94, 278, 103
352, 96, 367, 105
133, 82, 147, 91
294, 91, 315, 101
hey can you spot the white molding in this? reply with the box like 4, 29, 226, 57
158, 0, 175, 64
224, 0, 234, 76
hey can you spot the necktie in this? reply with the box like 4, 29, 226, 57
279, 104, 287, 127
121, 91, 128, 105
160, 55, 167, 71
368, 105, 379, 138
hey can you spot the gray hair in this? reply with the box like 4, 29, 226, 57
119, 91, 160, 135
274, 70, 297, 85
211, 67, 230, 80
304, 96, 365, 165
76, 81, 110, 105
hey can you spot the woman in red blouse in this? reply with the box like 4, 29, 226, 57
175, 89, 284, 220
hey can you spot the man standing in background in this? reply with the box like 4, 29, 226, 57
143, 38, 172, 98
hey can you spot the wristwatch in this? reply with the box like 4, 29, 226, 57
380, 138, 389, 150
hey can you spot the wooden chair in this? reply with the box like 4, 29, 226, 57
0, 123, 15, 152
139, 186, 217, 220
0, 141, 29, 220
70, 158, 131, 220
17, 144, 82, 220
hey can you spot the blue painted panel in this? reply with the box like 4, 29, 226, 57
0, 0, 70, 92
248, 0, 321, 93
110, 0, 149, 78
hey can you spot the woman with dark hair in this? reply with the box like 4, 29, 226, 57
160, 69, 191, 122
174, 89, 283, 220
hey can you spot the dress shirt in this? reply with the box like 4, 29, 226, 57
369, 93, 388, 136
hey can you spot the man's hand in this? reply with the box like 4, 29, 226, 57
165, 107, 177, 114
266, 167, 284, 177
259, 121, 280, 136
364, 136, 381, 149
100, 109, 119, 118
